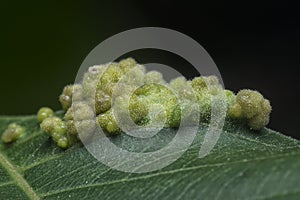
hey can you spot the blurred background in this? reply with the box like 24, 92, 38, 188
1, 1, 299, 138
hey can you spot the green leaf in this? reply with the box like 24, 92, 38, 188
0, 115, 299, 200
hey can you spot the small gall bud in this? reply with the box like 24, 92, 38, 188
1, 123, 25, 143
37, 107, 54, 123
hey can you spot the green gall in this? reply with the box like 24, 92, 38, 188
1, 123, 25, 143
102, 82, 116, 96
196, 91, 212, 123
262, 99, 272, 115
169, 77, 187, 92
119, 65, 146, 87
100, 63, 123, 85
63, 108, 78, 135
131, 83, 178, 127
169, 77, 195, 100
37, 107, 54, 123
119, 57, 137, 73
51, 132, 63, 141
129, 96, 149, 123
229, 103, 242, 118
66, 120, 77, 135
203, 75, 219, 86
36, 58, 273, 149
191, 77, 207, 92
63, 107, 73, 121
229, 89, 272, 130
106, 121, 119, 134
40, 117, 64, 134
59, 84, 82, 110
168, 104, 182, 127
236, 90, 264, 119
72, 101, 94, 121
57, 137, 68, 149
225, 90, 236, 108
95, 90, 112, 114
65, 101, 96, 140
191, 76, 222, 95
82, 65, 106, 97
248, 113, 270, 131
40, 116, 72, 148
75, 119, 96, 140
189, 77, 216, 122
97, 110, 119, 134
145, 71, 166, 84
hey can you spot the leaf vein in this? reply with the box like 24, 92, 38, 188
0, 151, 40, 200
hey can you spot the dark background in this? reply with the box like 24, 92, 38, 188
1, 1, 299, 138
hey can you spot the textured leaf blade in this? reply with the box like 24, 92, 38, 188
0, 115, 299, 200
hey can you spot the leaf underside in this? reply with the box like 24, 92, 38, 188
0, 114, 299, 200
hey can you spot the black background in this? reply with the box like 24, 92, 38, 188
1, 1, 299, 138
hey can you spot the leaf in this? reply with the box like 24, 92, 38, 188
0, 114, 299, 200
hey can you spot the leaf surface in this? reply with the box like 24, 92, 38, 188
0, 115, 299, 200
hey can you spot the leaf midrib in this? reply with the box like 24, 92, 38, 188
0, 151, 40, 200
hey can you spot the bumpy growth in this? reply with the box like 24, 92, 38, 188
1, 123, 25, 143
35, 58, 271, 149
